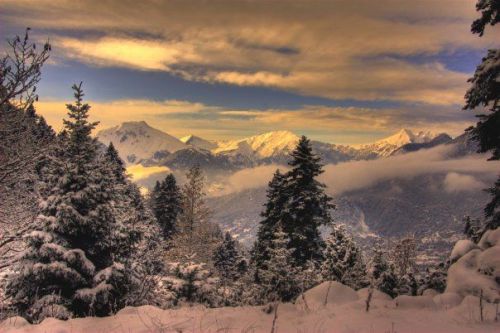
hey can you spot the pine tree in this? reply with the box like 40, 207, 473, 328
321, 225, 369, 289
150, 174, 182, 239
370, 247, 398, 298
464, 216, 482, 243
105, 142, 126, 183
419, 262, 448, 294
6, 83, 135, 322
252, 169, 287, 272
283, 136, 334, 266
259, 225, 301, 302
213, 232, 245, 282
464, 0, 500, 233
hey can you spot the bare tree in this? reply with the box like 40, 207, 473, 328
0, 29, 51, 271
389, 235, 417, 277
167, 165, 221, 264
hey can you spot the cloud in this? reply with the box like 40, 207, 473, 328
211, 165, 286, 197
320, 146, 498, 194
126, 164, 171, 181
34, 97, 475, 144
2, 0, 496, 105
211, 145, 499, 196
443, 172, 486, 193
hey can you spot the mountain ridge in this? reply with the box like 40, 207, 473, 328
97, 121, 453, 168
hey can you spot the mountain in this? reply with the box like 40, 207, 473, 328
356, 129, 443, 157
97, 121, 187, 164
180, 134, 217, 151
207, 171, 492, 262
214, 130, 300, 159
97, 123, 454, 175
392, 133, 453, 155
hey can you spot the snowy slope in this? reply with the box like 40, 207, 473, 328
97, 121, 187, 164
213, 130, 300, 159
98, 124, 451, 169
357, 129, 442, 157
2, 281, 498, 333
180, 134, 217, 151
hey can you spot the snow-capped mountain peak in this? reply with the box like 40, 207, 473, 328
214, 130, 300, 158
97, 121, 187, 164
376, 128, 438, 146
180, 134, 217, 151
358, 128, 441, 157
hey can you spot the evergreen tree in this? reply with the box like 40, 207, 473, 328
105, 142, 126, 183
213, 232, 244, 282
370, 247, 398, 298
252, 169, 287, 272
283, 136, 334, 266
321, 225, 369, 289
151, 174, 182, 239
259, 225, 301, 302
419, 262, 448, 294
464, 0, 500, 233
162, 259, 218, 306
396, 272, 418, 296
464, 216, 482, 243
6, 83, 135, 322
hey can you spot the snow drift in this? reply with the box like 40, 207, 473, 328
2, 280, 499, 333
446, 228, 500, 302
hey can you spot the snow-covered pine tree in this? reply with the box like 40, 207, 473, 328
419, 262, 448, 294
369, 247, 398, 298
105, 142, 126, 183
464, 0, 500, 233
283, 136, 334, 267
150, 174, 182, 239
259, 225, 301, 302
464, 216, 482, 243
162, 259, 219, 306
252, 169, 287, 273
213, 232, 245, 282
6, 83, 135, 322
321, 224, 369, 289
396, 272, 418, 296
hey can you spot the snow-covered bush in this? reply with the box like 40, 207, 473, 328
161, 261, 219, 307
446, 228, 500, 303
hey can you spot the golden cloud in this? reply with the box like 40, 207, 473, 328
34, 98, 474, 144
2, 0, 496, 105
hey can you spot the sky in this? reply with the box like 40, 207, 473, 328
1, 0, 498, 144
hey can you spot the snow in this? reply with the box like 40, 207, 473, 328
97, 121, 187, 164
295, 281, 359, 310
357, 287, 392, 301
394, 295, 437, 309
180, 135, 217, 151
213, 130, 300, 158
2, 283, 499, 333
446, 231, 500, 303
356, 128, 442, 157
450, 239, 479, 262
433, 292, 462, 309
478, 228, 500, 249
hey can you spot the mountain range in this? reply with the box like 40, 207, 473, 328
97, 121, 492, 262
97, 121, 452, 171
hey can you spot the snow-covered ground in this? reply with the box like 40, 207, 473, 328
2, 281, 498, 333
